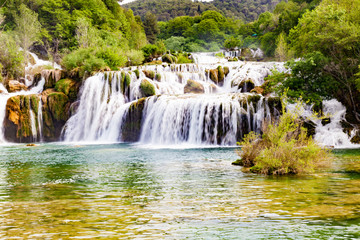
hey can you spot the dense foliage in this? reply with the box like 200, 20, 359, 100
0, 0, 147, 78
125, 0, 281, 22
157, 10, 243, 52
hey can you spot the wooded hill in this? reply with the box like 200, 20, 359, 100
125, 0, 281, 22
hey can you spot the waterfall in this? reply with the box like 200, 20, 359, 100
139, 94, 272, 146
62, 73, 129, 142
0, 77, 45, 144
29, 107, 37, 142
37, 97, 43, 142
314, 99, 356, 148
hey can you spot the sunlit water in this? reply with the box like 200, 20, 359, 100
0, 144, 359, 239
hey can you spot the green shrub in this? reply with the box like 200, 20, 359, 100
62, 48, 107, 76
176, 53, 192, 64
95, 47, 127, 70
126, 49, 145, 66
234, 97, 330, 175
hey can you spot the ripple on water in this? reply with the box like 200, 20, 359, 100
0, 144, 359, 238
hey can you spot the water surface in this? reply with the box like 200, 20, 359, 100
0, 144, 359, 239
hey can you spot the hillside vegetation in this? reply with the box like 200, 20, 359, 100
125, 0, 281, 22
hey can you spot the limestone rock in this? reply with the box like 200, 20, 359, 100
7, 80, 28, 92
55, 78, 81, 102
184, 80, 205, 94
140, 79, 156, 97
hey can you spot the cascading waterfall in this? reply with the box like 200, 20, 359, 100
139, 94, 273, 146
63, 72, 130, 142
0, 76, 45, 144
314, 99, 356, 148
63, 58, 284, 145
37, 97, 44, 142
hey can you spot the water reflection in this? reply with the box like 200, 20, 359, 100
0, 144, 358, 238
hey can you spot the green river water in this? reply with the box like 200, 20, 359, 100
0, 143, 359, 239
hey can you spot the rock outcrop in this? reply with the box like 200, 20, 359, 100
184, 79, 205, 94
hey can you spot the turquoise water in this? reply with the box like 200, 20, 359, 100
0, 144, 359, 239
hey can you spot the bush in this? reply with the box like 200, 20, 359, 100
62, 48, 108, 76
95, 47, 127, 70
234, 97, 330, 175
141, 44, 162, 61
126, 49, 145, 66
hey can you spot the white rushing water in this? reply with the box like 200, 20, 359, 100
63, 56, 284, 145
139, 94, 272, 146
314, 99, 356, 148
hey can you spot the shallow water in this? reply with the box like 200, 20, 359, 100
0, 144, 359, 239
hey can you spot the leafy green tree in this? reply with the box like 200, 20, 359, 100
14, 4, 41, 70
289, 0, 360, 120
224, 36, 242, 50
275, 32, 289, 61
143, 11, 159, 44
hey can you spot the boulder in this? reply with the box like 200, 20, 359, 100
7, 80, 28, 92
184, 80, 205, 94
238, 79, 255, 93
140, 79, 156, 97
142, 70, 155, 79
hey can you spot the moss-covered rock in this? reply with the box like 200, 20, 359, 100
238, 79, 255, 93
55, 78, 80, 102
155, 73, 162, 81
4, 95, 42, 142
184, 80, 205, 94
42, 69, 67, 89
217, 66, 225, 83
140, 79, 156, 97
142, 70, 155, 79
133, 69, 140, 79
250, 86, 264, 95
162, 54, 177, 64
224, 66, 230, 77
121, 97, 147, 142
209, 69, 218, 84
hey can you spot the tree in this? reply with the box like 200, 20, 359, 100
143, 11, 159, 44
14, 4, 41, 72
275, 32, 288, 61
289, 0, 360, 121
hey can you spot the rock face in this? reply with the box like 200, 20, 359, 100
184, 79, 205, 94
55, 78, 81, 102
42, 69, 67, 89
121, 98, 147, 142
140, 79, 156, 97
7, 80, 28, 92
4, 91, 71, 142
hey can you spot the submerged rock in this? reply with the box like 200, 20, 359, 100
184, 79, 205, 94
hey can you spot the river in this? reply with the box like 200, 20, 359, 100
0, 143, 358, 238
